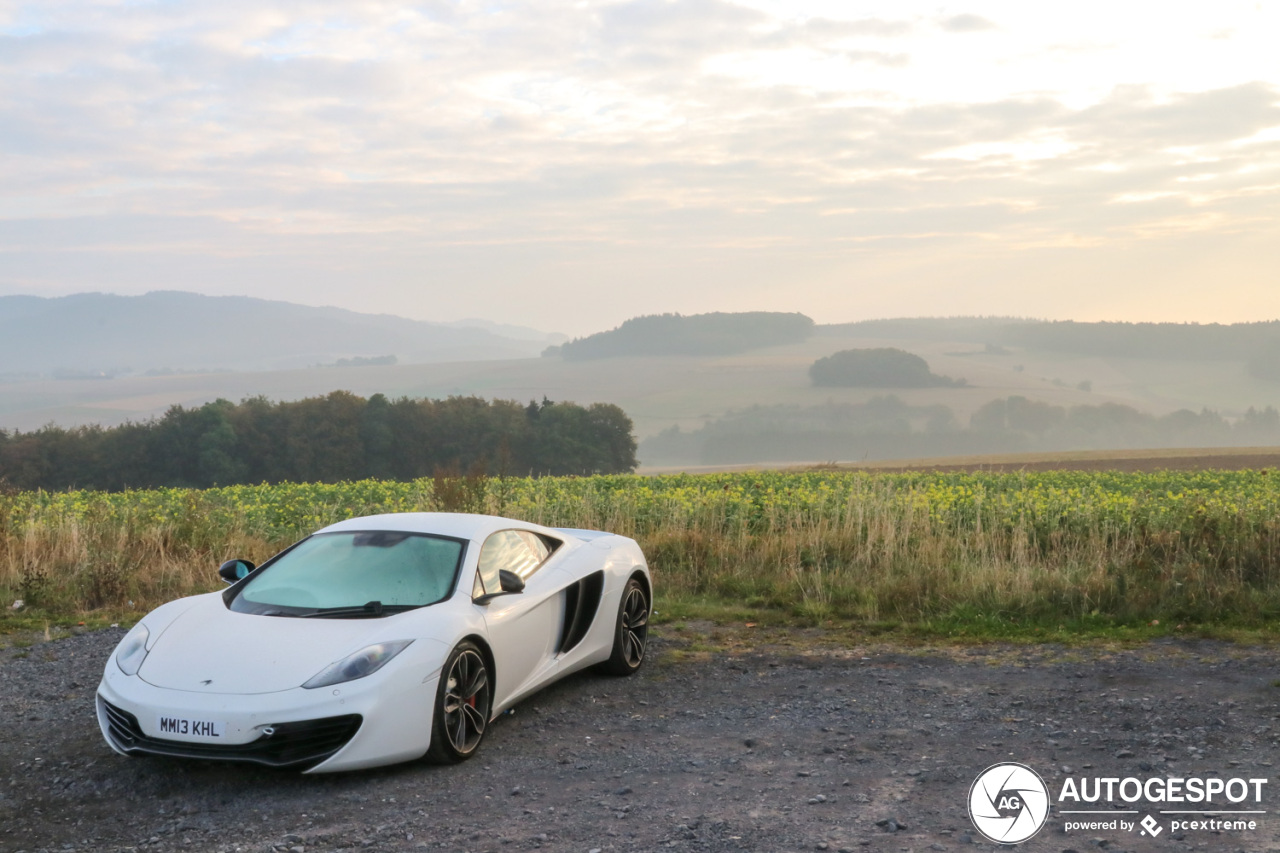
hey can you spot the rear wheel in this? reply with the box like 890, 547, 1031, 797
427, 641, 492, 763
600, 577, 649, 676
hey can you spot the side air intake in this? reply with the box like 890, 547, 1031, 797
557, 571, 605, 655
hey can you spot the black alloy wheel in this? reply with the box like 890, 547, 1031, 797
601, 577, 649, 675
427, 641, 492, 762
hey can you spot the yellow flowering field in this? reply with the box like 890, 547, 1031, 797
4, 469, 1280, 628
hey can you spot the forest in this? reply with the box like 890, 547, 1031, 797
821, 317, 1280, 368
545, 311, 815, 359
0, 392, 637, 491
640, 397, 1280, 465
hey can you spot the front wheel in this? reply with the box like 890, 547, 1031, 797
426, 641, 492, 763
600, 577, 649, 676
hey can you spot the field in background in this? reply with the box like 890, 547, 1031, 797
855, 447, 1280, 473
6, 467, 1280, 637
638, 446, 1280, 475
4, 333, 1280, 444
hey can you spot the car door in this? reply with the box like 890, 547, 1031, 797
473, 529, 566, 708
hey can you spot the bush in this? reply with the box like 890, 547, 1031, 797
809, 348, 961, 388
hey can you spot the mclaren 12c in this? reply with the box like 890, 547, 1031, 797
96, 513, 651, 772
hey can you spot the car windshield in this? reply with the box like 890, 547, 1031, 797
229, 531, 466, 617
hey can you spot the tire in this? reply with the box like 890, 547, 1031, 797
426, 641, 492, 763
600, 577, 649, 676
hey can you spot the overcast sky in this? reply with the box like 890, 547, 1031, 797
2, 0, 1278, 336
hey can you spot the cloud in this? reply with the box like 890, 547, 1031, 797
940, 14, 997, 33
844, 50, 909, 67
1072, 83, 1280, 148
0, 0, 1276, 331
801, 17, 914, 39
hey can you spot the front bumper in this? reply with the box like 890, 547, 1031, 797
97, 662, 440, 773
98, 697, 363, 770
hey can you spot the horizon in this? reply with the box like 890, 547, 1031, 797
7, 289, 1280, 337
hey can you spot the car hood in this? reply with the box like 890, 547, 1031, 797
138, 595, 404, 694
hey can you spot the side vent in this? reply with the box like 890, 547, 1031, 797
557, 571, 605, 655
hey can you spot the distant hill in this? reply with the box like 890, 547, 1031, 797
0, 292, 557, 375
547, 311, 815, 360
818, 317, 1280, 362
441, 318, 569, 344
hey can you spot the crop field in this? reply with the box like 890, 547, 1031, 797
5, 469, 1280, 637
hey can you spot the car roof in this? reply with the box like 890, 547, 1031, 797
315, 512, 564, 543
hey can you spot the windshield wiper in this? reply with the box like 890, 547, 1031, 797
299, 601, 417, 619
301, 600, 384, 618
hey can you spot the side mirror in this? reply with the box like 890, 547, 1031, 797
475, 570, 526, 604
218, 559, 256, 585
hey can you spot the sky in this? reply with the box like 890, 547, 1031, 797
1, 0, 1278, 336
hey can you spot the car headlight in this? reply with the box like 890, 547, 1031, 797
115, 623, 151, 676
303, 640, 413, 689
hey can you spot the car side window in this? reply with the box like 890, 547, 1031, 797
472, 529, 559, 598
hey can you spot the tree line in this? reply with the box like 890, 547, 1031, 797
640, 396, 1280, 465
819, 317, 1280, 365
544, 311, 815, 359
0, 392, 638, 492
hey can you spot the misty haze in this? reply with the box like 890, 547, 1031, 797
4, 301, 1280, 481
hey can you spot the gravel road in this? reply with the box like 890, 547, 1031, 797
3, 627, 1279, 853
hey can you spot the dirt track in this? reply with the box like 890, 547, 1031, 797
3, 628, 1280, 853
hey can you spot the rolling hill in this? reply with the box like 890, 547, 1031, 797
3, 308, 1280, 469
0, 291, 562, 376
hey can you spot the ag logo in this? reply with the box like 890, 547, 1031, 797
968, 762, 1050, 844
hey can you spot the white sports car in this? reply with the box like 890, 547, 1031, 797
96, 513, 652, 772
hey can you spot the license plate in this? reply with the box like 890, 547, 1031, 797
156, 715, 226, 739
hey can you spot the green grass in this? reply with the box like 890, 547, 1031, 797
654, 591, 1280, 647
4, 592, 1277, 651
0, 611, 132, 651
